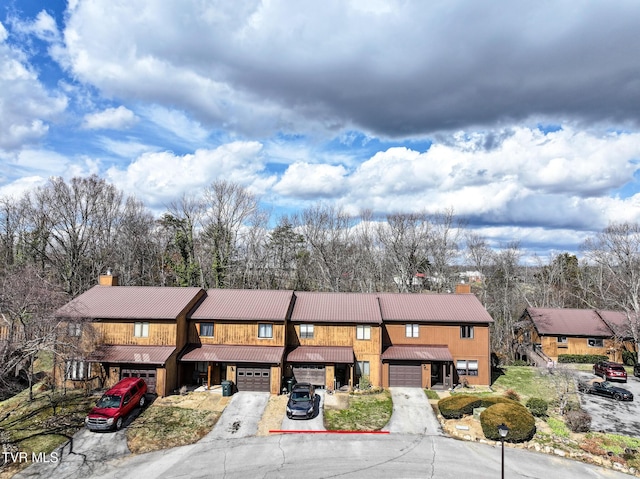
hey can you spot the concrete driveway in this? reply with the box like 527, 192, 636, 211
279, 390, 325, 431
202, 391, 269, 440
383, 387, 442, 435
576, 371, 640, 436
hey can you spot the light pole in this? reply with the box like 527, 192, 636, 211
498, 423, 509, 479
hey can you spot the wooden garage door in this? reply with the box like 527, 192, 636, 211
121, 368, 157, 394
389, 363, 422, 387
236, 366, 271, 391
293, 365, 325, 387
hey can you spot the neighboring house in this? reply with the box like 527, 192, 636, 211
378, 292, 493, 389
519, 307, 628, 363
286, 291, 383, 389
180, 289, 294, 394
54, 273, 206, 397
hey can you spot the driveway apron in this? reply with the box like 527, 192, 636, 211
203, 391, 270, 440
383, 387, 442, 435
279, 390, 325, 431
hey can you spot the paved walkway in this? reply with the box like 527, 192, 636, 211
202, 391, 270, 440
383, 387, 442, 435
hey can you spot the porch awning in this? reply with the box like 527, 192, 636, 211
381, 345, 453, 362
180, 344, 284, 364
286, 346, 354, 363
89, 345, 175, 365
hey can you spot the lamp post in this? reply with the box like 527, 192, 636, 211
498, 423, 509, 479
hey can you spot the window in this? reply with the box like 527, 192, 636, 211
460, 326, 474, 339
588, 338, 604, 347
356, 325, 371, 340
68, 322, 82, 337
456, 359, 478, 377
557, 336, 567, 344
258, 323, 273, 338
65, 360, 91, 380
300, 324, 314, 339
405, 324, 419, 338
200, 322, 214, 337
134, 322, 149, 337
356, 361, 370, 376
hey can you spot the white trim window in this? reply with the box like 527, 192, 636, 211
200, 322, 214, 337
65, 360, 91, 380
356, 325, 371, 340
460, 325, 474, 339
405, 324, 419, 338
68, 323, 82, 337
588, 338, 604, 347
356, 361, 370, 376
300, 324, 314, 339
134, 322, 149, 337
258, 323, 273, 338
456, 359, 479, 377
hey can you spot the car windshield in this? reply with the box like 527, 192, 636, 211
96, 394, 122, 408
291, 391, 310, 402
599, 381, 612, 389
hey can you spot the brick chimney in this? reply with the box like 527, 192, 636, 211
455, 283, 471, 294
99, 269, 119, 286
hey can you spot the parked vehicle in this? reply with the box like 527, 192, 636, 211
85, 377, 147, 431
593, 361, 627, 382
286, 382, 316, 419
634, 363, 640, 378
578, 379, 633, 401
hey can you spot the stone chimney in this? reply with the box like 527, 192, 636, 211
455, 283, 471, 294
99, 269, 119, 286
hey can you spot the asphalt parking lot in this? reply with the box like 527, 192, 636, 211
575, 370, 640, 437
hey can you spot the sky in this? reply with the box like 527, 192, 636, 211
2, 0, 640, 262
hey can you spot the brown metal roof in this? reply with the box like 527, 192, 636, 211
381, 345, 453, 361
526, 308, 612, 336
180, 344, 284, 363
377, 293, 494, 323
597, 310, 632, 338
56, 286, 205, 320
89, 345, 175, 365
286, 346, 354, 363
191, 289, 294, 321
290, 292, 382, 324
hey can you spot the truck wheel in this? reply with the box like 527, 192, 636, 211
115, 417, 123, 430
139, 396, 145, 408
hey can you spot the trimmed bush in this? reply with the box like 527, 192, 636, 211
564, 409, 591, 433
438, 394, 482, 419
480, 396, 519, 408
526, 397, 548, 417
480, 402, 536, 443
557, 354, 608, 364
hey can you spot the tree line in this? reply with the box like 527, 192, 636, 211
1, 174, 639, 396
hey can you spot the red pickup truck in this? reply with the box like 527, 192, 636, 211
85, 377, 147, 431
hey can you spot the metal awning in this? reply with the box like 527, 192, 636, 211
287, 346, 354, 363
89, 345, 175, 365
381, 345, 453, 361
180, 344, 285, 364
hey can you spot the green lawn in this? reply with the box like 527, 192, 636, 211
323, 390, 392, 431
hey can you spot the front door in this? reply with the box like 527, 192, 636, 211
431, 362, 443, 388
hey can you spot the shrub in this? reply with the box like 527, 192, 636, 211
503, 389, 521, 402
480, 396, 519, 408
526, 397, 548, 417
564, 409, 591, 433
557, 354, 608, 364
438, 394, 482, 419
480, 402, 536, 443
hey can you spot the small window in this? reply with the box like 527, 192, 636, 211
356, 361, 370, 376
588, 338, 604, 348
557, 336, 567, 344
356, 325, 371, 340
200, 322, 214, 337
68, 323, 82, 337
300, 324, 314, 339
405, 324, 419, 338
258, 323, 273, 338
65, 360, 91, 380
456, 359, 479, 377
134, 322, 149, 338
460, 326, 474, 339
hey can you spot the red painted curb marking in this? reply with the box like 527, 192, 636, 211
269, 430, 390, 434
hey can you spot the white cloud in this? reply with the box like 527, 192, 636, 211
82, 106, 138, 130
140, 106, 208, 144
14, 10, 61, 43
274, 162, 348, 198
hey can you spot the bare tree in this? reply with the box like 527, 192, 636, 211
465, 232, 491, 305
427, 208, 463, 292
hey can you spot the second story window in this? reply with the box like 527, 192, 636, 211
258, 323, 273, 339
68, 322, 82, 337
356, 325, 371, 340
200, 322, 214, 337
405, 324, 419, 338
460, 326, 474, 339
300, 324, 314, 339
588, 338, 604, 347
134, 321, 149, 338
557, 336, 568, 344
65, 359, 91, 380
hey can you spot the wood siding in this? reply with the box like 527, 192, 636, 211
92, 320, 177, 346
287, 323, 381, 354
539, 336, 618, 362
190, 321, 286, 346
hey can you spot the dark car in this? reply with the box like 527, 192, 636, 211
579, 379, 633, 401
85, 377, 147, 431
634, 363, 640, 378
593, 361, 627, 382
286, 382, 316, 419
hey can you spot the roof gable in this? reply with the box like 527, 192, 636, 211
377, 293, 493, 323
525, 308, 613, 337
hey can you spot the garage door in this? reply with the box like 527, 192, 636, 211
121, 368, 157, 394
389, 363, 422, 387
236, 366, 271, 391
293, 365, 325, 387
